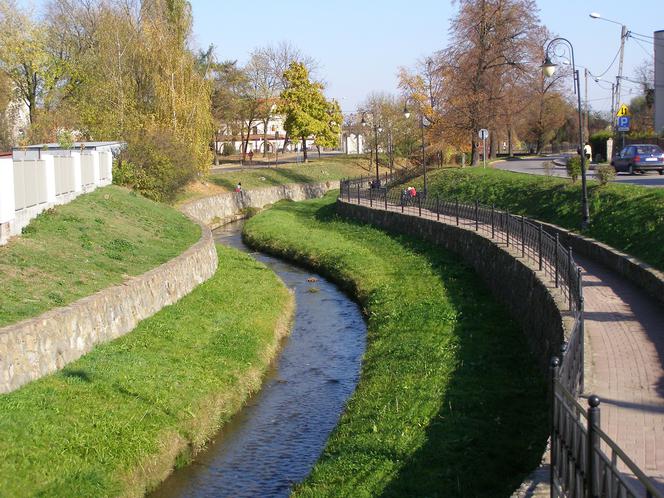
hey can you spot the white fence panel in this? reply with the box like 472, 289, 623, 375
0, 158, 15, 224
99, 151, 112, 182
12, 161, 26, 211
54, 156, 75, 196
81, 153, 94, 186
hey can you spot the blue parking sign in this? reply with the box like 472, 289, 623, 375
617, 116, 630, 132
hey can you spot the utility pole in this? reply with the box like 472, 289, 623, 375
584, 68, 589, 141
615, 24, 628, 124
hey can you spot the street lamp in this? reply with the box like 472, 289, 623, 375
403, 102, 427, 195
361, 113, 382, 185
542, 37, 590, 229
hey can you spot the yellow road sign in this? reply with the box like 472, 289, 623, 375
616, 104, 630, 117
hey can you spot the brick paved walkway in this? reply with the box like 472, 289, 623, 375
577, 254, 664, 492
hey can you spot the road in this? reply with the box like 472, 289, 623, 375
493, 155, 664, 188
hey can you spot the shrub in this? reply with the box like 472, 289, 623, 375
222, 142, 236, 156
596, 163, 616, 186
115, 129, 199, 202
566, 156, 582, 182
589, 130, 613, 162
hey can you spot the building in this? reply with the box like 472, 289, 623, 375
214, 115, 315, 155
655, 30, 664, 134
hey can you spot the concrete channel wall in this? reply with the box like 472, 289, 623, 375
336, 200, 570, 373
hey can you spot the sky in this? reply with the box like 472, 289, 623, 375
187, 0, 662, 115
19, 0, 664, 115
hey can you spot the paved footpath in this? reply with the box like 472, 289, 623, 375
348, 195, 664, 494
577, 254, 664, 492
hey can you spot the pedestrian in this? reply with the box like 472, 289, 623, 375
583, 142, 592, 163
248, 150, 254, 164
409, 186, 417, 198
235, 182, 242, 193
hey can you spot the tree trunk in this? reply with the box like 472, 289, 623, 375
508, 127, 513, 157
471, 135, 479, 165
262, 118, 269, 156
213, 132, 219, 166
317, 145, 321, 158
302, 136, 308, 162
489, 132, 497, 159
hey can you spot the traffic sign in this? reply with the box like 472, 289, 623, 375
479, 128, 489, 140
616, 104, 630, 117
617, 116, 631, 132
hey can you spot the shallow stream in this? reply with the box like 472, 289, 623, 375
150, 220, 366, 497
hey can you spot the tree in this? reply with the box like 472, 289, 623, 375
279, 62, 338, 162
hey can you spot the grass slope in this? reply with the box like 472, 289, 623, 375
177, 156, 389, 204
0, 245, 292, 497
419, 167, 664, 271
0, 185, 200, 327
243, 194, 548, 497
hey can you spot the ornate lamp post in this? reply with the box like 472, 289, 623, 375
361, 113, 383, 185
542, 38, 590, 229
403, 102, 427, 195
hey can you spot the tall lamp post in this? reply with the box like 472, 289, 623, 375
361, 113, 382, 185
542, 38, 590, 229
402, 103, 427, 195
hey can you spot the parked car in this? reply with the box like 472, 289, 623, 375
611, 144, 664, 175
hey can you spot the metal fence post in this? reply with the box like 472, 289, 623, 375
475, 200, 479, 231
506, 211, 510, 246
568, 247, 574, 311
369, 186, 373, 207
348, 181, 351, 202
538, 224, 543, 271
456, 200, 459, 226
555, 234, 560, 288
436, 195, 440, 221
578, 268, 585, 393
521, 215, 525, 257
384, 189, 388, 210
587, 395, 601, 498
418, 195, 422, 217
491, 204, 495, 238
550, 356, 560, 497
357, 184, 360, 204
401, 193, 404, 213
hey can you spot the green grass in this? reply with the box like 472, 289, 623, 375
0, 185, 200, 327
0, 245, 292, 497
414, 167, 664, 271
211, 156, 383, 191
243, 194, 548, 497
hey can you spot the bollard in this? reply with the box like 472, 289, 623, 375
587, 395, 601, 498
538, 224, 543, 271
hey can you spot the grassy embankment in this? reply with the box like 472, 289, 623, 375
177, 155, 390, 204
0, 185, 200, 327
414, 167, 664, 271
0, 244, 293, 497
243, 194, 548, 497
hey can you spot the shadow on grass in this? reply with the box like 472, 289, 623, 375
209, 167, 325, 191
377, 235, 548, 497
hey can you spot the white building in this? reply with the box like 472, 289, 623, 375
215, 115, 316, 154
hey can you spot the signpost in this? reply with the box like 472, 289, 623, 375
479, 128, 489, 168
616, 104, 630, 148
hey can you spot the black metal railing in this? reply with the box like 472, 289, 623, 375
337, 176, 663, 498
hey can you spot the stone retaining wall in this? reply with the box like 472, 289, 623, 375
541, 222, 664, 307
336, 200, 569, 372
0, 219, 218, 393
180, 181, 340, 229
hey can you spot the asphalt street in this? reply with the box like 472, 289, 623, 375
493, 155, 664, 188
